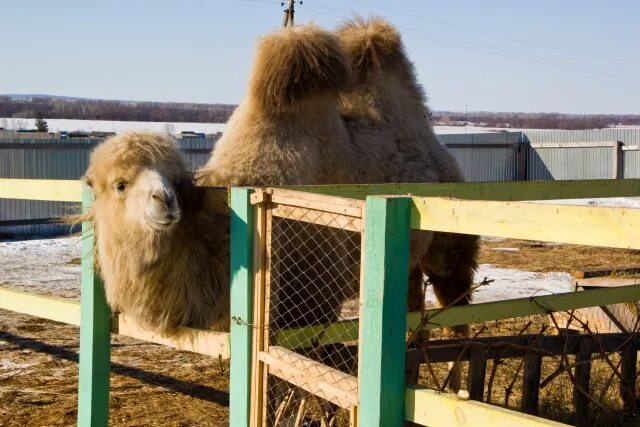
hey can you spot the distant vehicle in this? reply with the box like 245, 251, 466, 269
179, 131, 206, 139
67, 131, 90, 138
90, 131, 116, 139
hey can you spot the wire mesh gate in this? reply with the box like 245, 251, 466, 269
250, 189, 364, 427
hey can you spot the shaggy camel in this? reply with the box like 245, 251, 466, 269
85, 20, 476, 399
202, 20, 480, 405
83, 132, 230, 335
199, 19, 478, 333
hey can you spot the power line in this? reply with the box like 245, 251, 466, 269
303, 3, 345, 20
397, 24, 640, 80
349, 0, 640, 66
303, 0, 640, 81
238, 0, 280, 4
401, 26, 640, 81
303, 2, 354, 16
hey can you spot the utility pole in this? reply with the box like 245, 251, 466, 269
282, 0, 300, 27
465, 103, 468, 134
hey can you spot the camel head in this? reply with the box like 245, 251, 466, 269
83, 131, 232, 334
85, 132, 189, 239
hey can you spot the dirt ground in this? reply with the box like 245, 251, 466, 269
0, 311, 229, 426
1, 239, 640, 426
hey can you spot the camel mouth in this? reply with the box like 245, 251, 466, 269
144, 209, 180, 231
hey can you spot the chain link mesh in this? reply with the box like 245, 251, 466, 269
261, 202, 362, 426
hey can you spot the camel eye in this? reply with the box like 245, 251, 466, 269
115, 182, 127, 193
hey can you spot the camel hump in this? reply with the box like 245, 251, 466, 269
249, 24, 351, 111
337, 17, 406, 80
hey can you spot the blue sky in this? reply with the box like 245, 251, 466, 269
2, 0, 639, 114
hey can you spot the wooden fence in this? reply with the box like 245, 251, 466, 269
0, 179, 229, 427
235, 181, 640, 427
1, 178, 640, 426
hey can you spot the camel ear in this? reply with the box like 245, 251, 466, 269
249, 24, 351, 112
83, 168, 95, 189
336, 17, 406, 80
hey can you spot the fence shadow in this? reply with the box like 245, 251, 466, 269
0, 331, 230, 406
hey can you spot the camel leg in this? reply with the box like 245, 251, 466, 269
407, 265, 426, 312
421, 232, 479, 393
407, 265, 430, 344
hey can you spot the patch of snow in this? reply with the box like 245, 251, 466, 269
536, 197, 640, 209
481, 236, 506, 243
0, 237, 81, 299
1, 118, 226, 134
2, 118, 543, 136
433, 126, 501, 134
425, 264, 572, 305
1, 359, 34, 370
0, 237, 574, 308
491, 247, 519, 252
433, 126, 545, 134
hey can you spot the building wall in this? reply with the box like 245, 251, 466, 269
2, 129, 640, 237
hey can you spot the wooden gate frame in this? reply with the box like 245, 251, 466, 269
233, 180, 640, 427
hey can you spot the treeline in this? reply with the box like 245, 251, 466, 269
0, 97, 236, 123
433, 111, 640, 130
1, 96, 639, 129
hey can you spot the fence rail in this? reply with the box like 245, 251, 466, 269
243, 183, 640, 427
2, 178, 640, 426
0, 180, 230, 427
405, 386, 567, 427
410, 197, 640, 247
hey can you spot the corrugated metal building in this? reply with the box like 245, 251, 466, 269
523, 129, 640, 179
439, 132, 525, 182
2, 128, 640, 236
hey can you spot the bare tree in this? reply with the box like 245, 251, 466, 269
163, 123, 176, 135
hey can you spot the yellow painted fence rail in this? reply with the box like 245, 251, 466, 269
411, 197, 640, 249
405, 386, 568, 427
2, 178, 640, 427
0, 179, 82, 202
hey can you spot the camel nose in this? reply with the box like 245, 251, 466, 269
151, 188, 175, 207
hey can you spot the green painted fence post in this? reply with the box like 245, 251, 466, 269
359, 196, 412, 427
77, 184, 111, 427
229, 188, 255, 427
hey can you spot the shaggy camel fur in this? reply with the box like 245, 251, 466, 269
85, 20, 477, 361
199, 19, 479, 328
336, 18, 478, 311
335, 18, 479, 392
84, 132, 229, 335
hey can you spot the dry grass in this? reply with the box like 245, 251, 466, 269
480, 238, 640, 273
0, 310, 229, 427
420, 314, 640, 426
2, 238, 640, 426
408, 239, 640, 426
